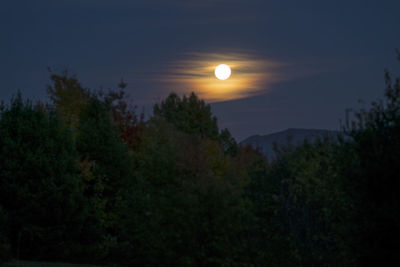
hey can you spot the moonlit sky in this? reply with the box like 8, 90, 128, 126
1, 0, 400, 141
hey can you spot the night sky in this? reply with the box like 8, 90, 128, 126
2, 0, 400, 141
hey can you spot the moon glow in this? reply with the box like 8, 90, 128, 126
215, 64, 231, 80
161, 52, 283, 102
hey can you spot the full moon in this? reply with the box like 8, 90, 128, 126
215, 64, 231, 80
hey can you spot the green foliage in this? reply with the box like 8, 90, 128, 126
345, 53, 400, 265
75, 95, 134, 261
153, 92, 237, 155
0, 206, 11, 261
275, 141, 352, 265
120, 117, 250, 265
0, 94, 84, 261
154, 92, 219, 140
2, 56, 400, 266
107, 85, 144, 149
219, 128, 237, 156
47, 71, 90, 130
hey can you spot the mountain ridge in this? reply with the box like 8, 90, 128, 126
239, 128, 340, 159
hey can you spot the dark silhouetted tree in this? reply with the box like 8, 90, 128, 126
346, 52, 400, 266
154, 92, 237, 154
0, 93, 85, 261
47, 70, 90, 130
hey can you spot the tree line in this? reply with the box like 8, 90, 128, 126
0, 55, 400, 266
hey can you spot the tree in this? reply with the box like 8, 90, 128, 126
153, 92, 237, 154
75, 94, 134, 262
0, 206, 10, 261
105, 80, 144, 149
47, 70, 90, 130
346, 52, 400, 265
0, 93, 85, 261
154, 92, 219, 139
120, 113, 250, 265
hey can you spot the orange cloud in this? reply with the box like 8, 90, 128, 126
158, 52, 286, 102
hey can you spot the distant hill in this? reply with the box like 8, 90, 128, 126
239, 128, 341, 159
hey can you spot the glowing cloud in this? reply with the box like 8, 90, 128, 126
159, 51, 286, 102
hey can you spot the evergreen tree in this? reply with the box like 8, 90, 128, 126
347, 52, 400, 266
75, 95, 134, 261
0, 94, 84, 261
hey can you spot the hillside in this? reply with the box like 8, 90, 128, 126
240, 128, 340, 159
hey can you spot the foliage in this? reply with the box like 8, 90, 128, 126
102, 79, 144, 149
154, 92, 219, 140
0, 94, 85, 261
2, 55, 400, 266
120, 117, 250, 265
0, 206, 11, 261
47, 70, 90, 130
345, 52, 400, 265
154, 92, 237, 155
272, 140, 352, 265
75, 95, 134, 262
